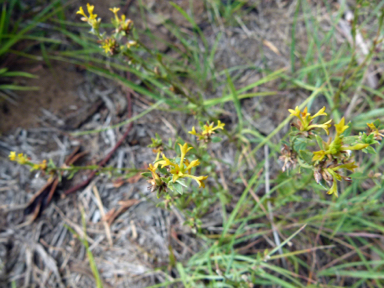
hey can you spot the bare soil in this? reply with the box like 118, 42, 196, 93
0, 63, 85, 133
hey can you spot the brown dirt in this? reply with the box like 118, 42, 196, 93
0, 62, 85, 133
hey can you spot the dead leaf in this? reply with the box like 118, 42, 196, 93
263, 39, 281, 55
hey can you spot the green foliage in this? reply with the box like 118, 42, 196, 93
0, 0, 64, 97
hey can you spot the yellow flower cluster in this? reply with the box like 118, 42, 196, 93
9, 151, 47, 171
109, 7, 134, 34
325, 162, 358, 197
312, 118, 368, 162
101, 38, 118, 55
9, 152, 28, 164
148, 143, 208, 191
189, 120, 225, 142
315, 161, 358, 197
289, 106, 332, 136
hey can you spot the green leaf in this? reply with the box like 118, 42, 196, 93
315, 134, 324, 150
167, 181, 174, 192
349, 172, 366, 179
141, 172, 152, 178
158, 166, 168, 175
293, 137, 308, 152
0, 84, 39, 91
2, 71, 38, 78
175, 179, 187, 188
342, 136, 357, 145
173, 182, 184, 194
373, 118, 381, 128
211, 136, 222, 143
299, 150, 313, 164
343, 121, 353, 136
363, 146, 376, 154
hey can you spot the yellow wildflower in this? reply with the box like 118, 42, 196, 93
101, 38, 118, 55
109, 7, 133, 33
109, 7, 120, 21
326, 169, 340, 197
312, 118, 368, 162
77, 3, 97, 20
189, 120, 225, 142
76, 4, 101, 33
9, 151, 16, 161
289, 106, 331, 135
158, 143, 208, 188
334, 117, 349, 135
17, 153, 28, 164
325, 162, 358, 197
148, 163, 161, 183
147, 162, 167, 194
202, 120, 225, 135
367, 122, 384, 141
9, 152, 29, 164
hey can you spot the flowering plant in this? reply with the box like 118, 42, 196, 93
281, 106, 381, 197
76, 4, 136, 55
142, 121, 225, 201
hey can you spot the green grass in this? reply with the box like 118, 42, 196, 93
0, 0, 66, 99
6, 0, 384, 287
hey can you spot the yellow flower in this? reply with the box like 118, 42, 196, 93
40, 160, 47, 170
158, 143, 208, 188
148, 163, 162, 184
334, 117, 349, 136
76, 4, 100, 33
9, 151, 16, 161
202, 120, 225, 136
326, 169, 340, 197
77, 3, 97, 21
178, 143, 193, 166
31, 160, 47, 171
17, 153, 28, 164
307, 119, 332, 135
101, 38, 117, 55
189, 120, 225, 141
367, 122, 384, 140
183, 175, 208, 188
109, 7, 120, 21
31, 163, 40, 171
312, 150, 327, 161
189, 126, 198, 136
325, 162, 358, 197
289, 106, 331, 135
109, 7, 134, 33
312, 118, 367, 162
288, 106, 302, 119
332, 162, 358, 172
343, 143, 369, 151
158, 154, 175, 168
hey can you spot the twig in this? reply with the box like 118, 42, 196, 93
92, 185, 113, 247
64, 73, 133, 195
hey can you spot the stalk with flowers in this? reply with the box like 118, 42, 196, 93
281, 106, 382, 197
141, 121, 225, 215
